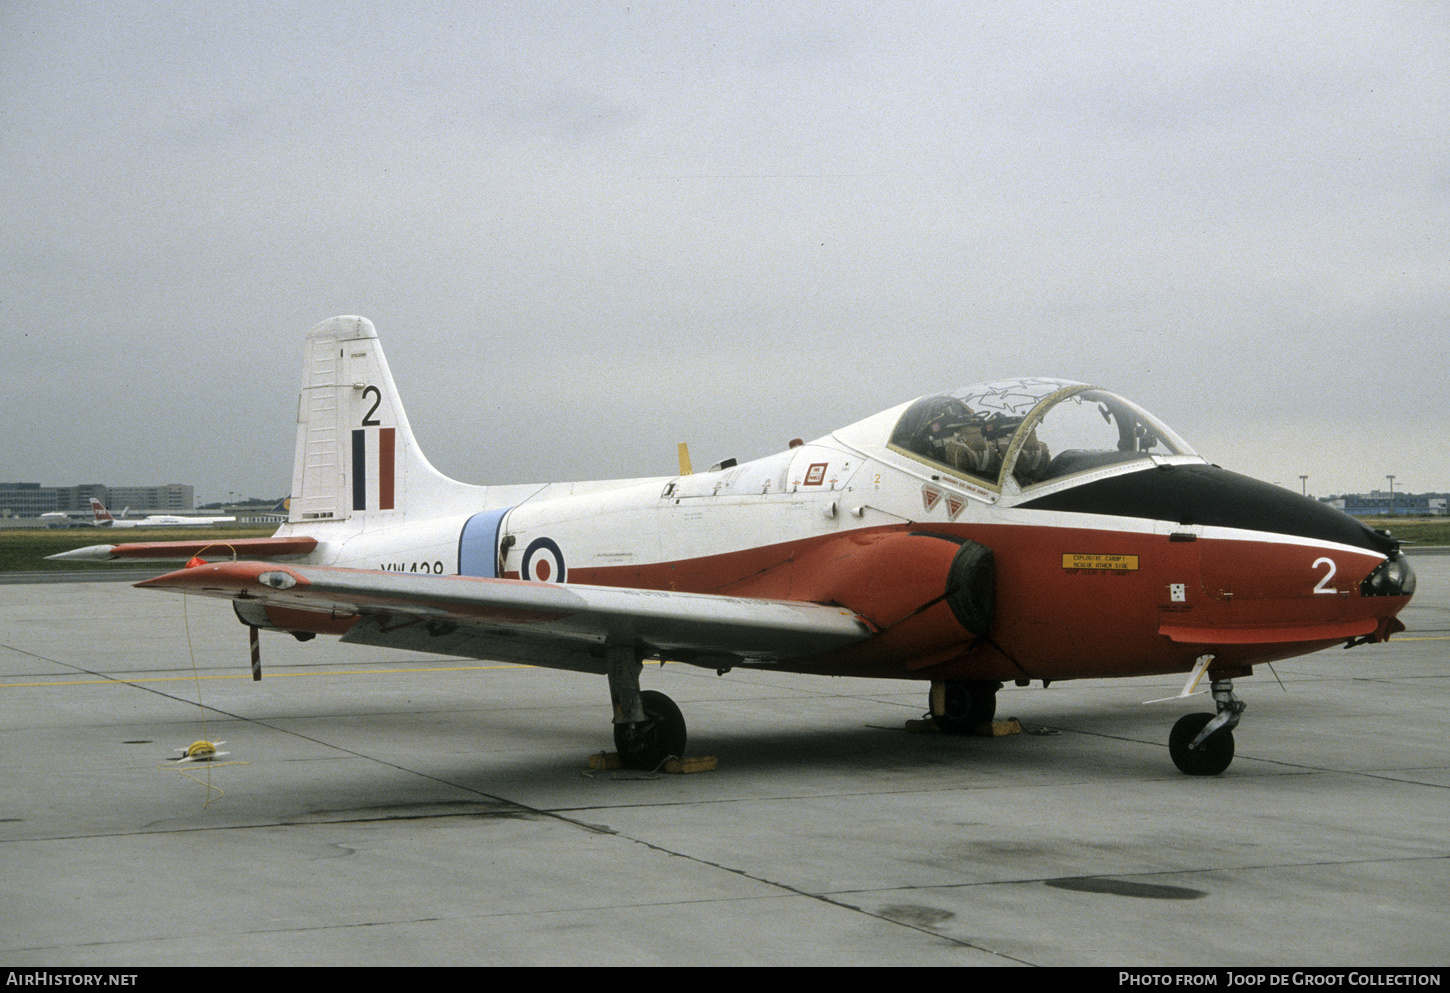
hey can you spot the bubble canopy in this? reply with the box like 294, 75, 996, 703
886, 378, 1196, 491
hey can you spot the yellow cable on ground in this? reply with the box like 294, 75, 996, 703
171, 591, 231, 806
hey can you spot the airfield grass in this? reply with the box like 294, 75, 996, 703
1, 519, 1446, 575
1356, 517, 1450, 548
0, 526, 278, 572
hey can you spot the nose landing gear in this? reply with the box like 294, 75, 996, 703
1169, 678, 1245, 775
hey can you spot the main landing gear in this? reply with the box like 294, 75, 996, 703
929, 680, 1001, 734
1169, 678, 1245, 776
605, 646, 687, 770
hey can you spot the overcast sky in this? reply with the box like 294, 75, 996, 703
3, 1, 1447, 503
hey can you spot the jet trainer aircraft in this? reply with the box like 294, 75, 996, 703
54, 316, 1416, 774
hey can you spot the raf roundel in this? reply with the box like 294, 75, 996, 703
520, 537, 567, 584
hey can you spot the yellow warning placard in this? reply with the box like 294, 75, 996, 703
1063, 553, 1139, 571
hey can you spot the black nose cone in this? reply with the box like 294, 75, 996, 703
1019, 463, 1399, 556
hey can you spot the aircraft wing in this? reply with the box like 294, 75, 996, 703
47, 537, 319, 563
135, 561, 875, 671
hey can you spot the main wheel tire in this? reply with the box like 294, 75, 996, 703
1169, 712, 1234, 775
613, 690, 687, 770
932, 680, 998, 735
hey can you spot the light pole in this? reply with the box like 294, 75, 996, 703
1386, 475, 1396, 517
1299, 475, 1308, 496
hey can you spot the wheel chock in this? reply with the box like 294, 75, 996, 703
587, 752, 717, 773
904, 718, 1023, 736
663, 756, 717, 774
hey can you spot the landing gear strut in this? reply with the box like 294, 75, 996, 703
929, 680, 1000, 734
606, 646, 686, 770
1169, 678, 1245, 776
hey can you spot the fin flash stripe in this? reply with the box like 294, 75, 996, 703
352, 427, 397, 512
352, 429, 366, 510
380, 427, 395, 510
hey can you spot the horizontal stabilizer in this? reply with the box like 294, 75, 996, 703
47, 537, 319, 563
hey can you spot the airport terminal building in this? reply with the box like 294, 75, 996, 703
0, 482, 193, 517
1325, 492, 1448, 516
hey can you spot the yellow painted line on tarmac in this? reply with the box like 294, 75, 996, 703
1, 663, 535, 689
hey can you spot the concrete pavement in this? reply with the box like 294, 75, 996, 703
1, 559, 1445, 966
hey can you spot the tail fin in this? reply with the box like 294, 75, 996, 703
90, 498, 114, 523
289, 316, 482, 524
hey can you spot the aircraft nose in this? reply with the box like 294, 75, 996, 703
1020, 463, 1401, 556
1361, 551, 1416, 598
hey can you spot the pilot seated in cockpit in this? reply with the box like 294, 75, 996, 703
938, 413, 1052, 487
941, 417, 1000, 479
895, 398, 1051, 487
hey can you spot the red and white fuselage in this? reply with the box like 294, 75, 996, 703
53, 315, 1409, 774
179, 317, 1407, 685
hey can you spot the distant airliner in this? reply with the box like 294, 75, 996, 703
89, 498, 234, 527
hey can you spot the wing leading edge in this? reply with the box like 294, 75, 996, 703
136, 561, 875, 672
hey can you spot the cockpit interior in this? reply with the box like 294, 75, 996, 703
888, 378, 1193, 490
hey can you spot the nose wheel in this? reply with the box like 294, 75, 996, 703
1169, 678, 1244, 775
